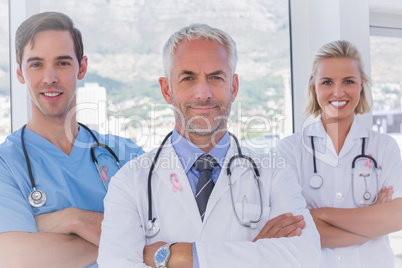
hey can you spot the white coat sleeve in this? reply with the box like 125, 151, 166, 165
378, 135, 402, 199
97, 164, 149, 268
195, 167, 322, 268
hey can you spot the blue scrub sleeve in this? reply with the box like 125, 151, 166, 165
193, 242, 200, 268
0, 158, 37, 233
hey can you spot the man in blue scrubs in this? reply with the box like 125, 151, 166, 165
0, 12, 144, 267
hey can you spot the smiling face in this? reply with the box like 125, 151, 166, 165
160, 38, 238, 142
314, 57, 363, 126
16, 30, 87, 123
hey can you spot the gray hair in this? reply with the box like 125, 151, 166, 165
162, 23, 238, 81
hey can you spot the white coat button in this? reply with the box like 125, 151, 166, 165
336, 192, 343, 199
338, 163, 344, 168
337, 256, 344, 261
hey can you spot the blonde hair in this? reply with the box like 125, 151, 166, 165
305, 40, 372, 116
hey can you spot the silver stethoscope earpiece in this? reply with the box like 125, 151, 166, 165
21, 123, 120, 208
145, 132, 263, 238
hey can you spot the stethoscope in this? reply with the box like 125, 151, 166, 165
145, 131, 263, 238
22, 123, 120, 208
309, 136, 379, 207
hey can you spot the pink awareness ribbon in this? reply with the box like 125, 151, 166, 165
364, 154, 373, 168
99, 165, 110, 183
170, 173, 183, 192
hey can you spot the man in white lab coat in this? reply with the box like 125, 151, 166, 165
98, 23, 322, 268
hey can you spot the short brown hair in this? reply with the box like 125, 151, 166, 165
15, 12, 84, 67
305, 40, 372, 116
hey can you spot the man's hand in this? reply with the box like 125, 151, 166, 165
376, 186, 393, 204
253, 213, 305, 242
35, 207, 103, 246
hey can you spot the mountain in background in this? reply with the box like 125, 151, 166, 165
0, 0, 289, 112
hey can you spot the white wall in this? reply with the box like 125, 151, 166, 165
9, 0, 40, 131
290, 0, 372, 132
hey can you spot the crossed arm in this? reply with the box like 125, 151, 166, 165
143, 213, 306, 268
0, 207, 103, 267
311, 187, 402, 248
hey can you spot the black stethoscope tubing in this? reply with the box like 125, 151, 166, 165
22, 123, 120, 207
310, 136, 379, 206
21, 125, 36, 192
311, 137, 378, 171
351, 138, 377, 169
145, 131, 262, 237
147, 131, 173, 223
78, 123, 121, 170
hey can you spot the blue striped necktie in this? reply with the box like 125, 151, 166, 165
194, 155, 218, 221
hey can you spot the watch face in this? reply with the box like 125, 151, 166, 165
155, 247, 168, 263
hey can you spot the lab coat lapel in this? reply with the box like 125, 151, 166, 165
339, 116, 369, 158
154, 143, 203, 230
304, 115, 339, 167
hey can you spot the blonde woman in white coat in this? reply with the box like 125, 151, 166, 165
276, 40, 402, 268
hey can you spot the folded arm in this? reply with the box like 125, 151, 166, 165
313, 217, 371, 248
0, 231, 97, 267
311, 197, 402, 239
0, 207, 103, 267
143, 213, 306, 267
36, 207, 103, 246
311, 186, 397, 248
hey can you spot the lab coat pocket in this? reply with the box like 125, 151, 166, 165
352, 162, 381, 207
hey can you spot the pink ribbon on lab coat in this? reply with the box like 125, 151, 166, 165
170, 173, 183, 192
364, 154, 373, 168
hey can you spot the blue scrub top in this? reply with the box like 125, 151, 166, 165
0, 126, 144, 265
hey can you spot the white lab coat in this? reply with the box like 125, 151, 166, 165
98, 138, 322, 267
276, 115, 402, 268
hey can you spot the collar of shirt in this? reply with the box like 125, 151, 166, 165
171, 128, 230, 195
171, 127, 230, 172
305, 114, 368, 140
304, 114, 370, 160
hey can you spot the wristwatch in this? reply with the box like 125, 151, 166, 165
154, 242, 176, 268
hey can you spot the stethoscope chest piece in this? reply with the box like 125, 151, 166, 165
28, 188, 47, 207
145, 218, 160, 238
363, 191, 372, 200
309, 174, 323, 189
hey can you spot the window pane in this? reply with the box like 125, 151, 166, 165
0, 0, 11, 142
370, 35, 402, 266
40, 0, 292, 152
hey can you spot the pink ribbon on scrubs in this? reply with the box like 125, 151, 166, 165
99, 165, 110, 183
170, 173, 183, 192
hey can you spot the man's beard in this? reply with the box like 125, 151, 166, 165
172, 99, 232, 137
